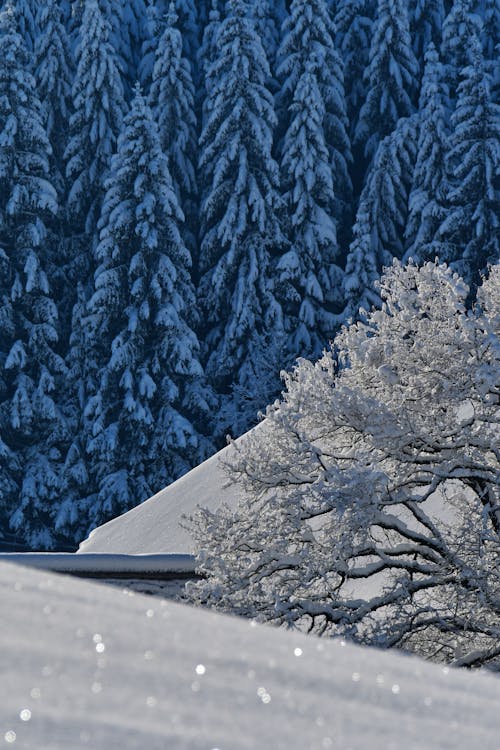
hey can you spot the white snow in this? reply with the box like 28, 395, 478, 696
78, 437, 248, 554
2, 560, 500, 750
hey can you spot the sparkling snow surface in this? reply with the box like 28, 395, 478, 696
1, 562, 500, 750
78, 438, 246, 554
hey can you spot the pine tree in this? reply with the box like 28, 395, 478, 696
252, 0, 281, 76
409, 0, 445, 61
0, 4, 65, 548
355, 0, 419, 161
404, 44, 449, 263
148, 3, 198, 256
8, 0, 38, 51
175, 0, 201, 66
121, 0, 150, 87
436, 28, 499, 285
276, 0, 352, 234
198, 0, 224, 123
198, 0, 285, 435
441, 0, 483, 108
278, 67, 343, 361
334, 0, 375, 151
34, 0, 75, 193
82, 88, 210, 533
476, 0, 500, 63
65, 0, 125, 244
344, 116, 418, 316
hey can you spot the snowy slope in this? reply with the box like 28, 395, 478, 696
78, 435, 249, 554
2, 561, 500, 750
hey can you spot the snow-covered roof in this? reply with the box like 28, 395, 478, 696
3, 560, 499, 750
78, 437, 248, 555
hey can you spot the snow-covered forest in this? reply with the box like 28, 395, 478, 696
0, 0, 498, 550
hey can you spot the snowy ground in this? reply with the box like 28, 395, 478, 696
1, 561, 500, 750
78, 437, 246, 554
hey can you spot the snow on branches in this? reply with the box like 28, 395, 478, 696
188, 260, 500, 670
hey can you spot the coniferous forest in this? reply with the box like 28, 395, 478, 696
0, 0, 498, 550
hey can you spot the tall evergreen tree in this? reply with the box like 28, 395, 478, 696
34, 0, 75, 194
175, 0, 201, 66
344, 116, 418, 317
335, 0, 375, 152
276, 0, 352, 234
198, 0, 224, 123
476, 0, 500, 63
7, 0, 38, 51
436, 28, 499, 285
65, 0, 125, 245
404, 44, 449, 262
409, 0, 445, 61
0, 4, 65, 548
252, 0, 281, 77
149, 3, 198, 256
441, 0, 483, 109
355, 0, 419, 161
62, 0, 127, 535
81, 88, 210, 533
198, 0, 285, 435
278, 66, 342, 361
121, 0, 150, 86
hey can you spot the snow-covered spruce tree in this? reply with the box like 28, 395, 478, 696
0, 4, 67, 549
197, 0, 285, 437
34, 0, 75, 196
343, 116, 418, 318
334, 0, 375, 153
476, 0, 500, 65
188, 260, 500, 670
148, 2, 198, 257
174, 0, 201, 71
278, 67, 342, 363
197, 0, 226, 124
436, 27, 499, 286
276, 0, 352, 234
65, 0, 125, 243
8, 0, 38, 51
251, 0, 282, 81
403, 44, 449, 263
74, 88, 211, 535
355, 0, 419, 161
120, 0, 150, 89
409, 0, 445, 62
441, 0, 483, 110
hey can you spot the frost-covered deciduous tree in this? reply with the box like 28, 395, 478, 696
436, 27, 499, 285
344, 116, 418, 317
0, 4, 66, 548
356, 0, 419, 161
78, 88, 210, 535
197, 0, 285, 436
188, 260, 500, 670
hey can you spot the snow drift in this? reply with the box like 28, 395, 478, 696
2, 561, 500, 750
